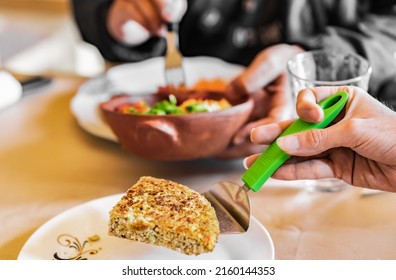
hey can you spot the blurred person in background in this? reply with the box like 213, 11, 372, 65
72, 0, 396, 159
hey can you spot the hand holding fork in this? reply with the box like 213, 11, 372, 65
107, 0, 187, 86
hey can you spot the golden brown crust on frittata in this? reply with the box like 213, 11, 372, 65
108, 176, 219, 255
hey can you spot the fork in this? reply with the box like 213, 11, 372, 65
164, 22, 186, 86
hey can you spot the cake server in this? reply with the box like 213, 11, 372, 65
204, 91, 349, 234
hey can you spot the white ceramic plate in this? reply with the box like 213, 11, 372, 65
18, 194, 274, 260
70, 56, 244, 141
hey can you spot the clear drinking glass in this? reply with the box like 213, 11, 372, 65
287, 49, 372, 192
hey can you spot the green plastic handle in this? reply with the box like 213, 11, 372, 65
242, 90, 349, 192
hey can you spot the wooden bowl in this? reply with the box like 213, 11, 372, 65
100, 90, 254, 161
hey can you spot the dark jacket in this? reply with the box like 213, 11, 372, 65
72, 0, 396, 104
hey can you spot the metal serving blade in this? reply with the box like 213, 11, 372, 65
203, 182, 250, 234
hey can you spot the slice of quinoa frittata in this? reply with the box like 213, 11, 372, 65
108, 176, 220, 255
